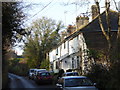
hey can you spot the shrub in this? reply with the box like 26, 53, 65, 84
87, 64, 109, 90
57, 69, 64, 78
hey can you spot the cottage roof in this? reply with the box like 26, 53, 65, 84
80, 10, 118, 32
50, 10, 118, 52
61, 9, 118, 42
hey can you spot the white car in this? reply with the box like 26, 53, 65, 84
28, 69, 36, 79
56, 76, 98, 90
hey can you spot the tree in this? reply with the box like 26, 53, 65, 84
2, 2, 26, 88
2, 2, 26, 50
23, 36, 42, 68
89, 0, 120, 89
23, 17, 64, 69
112, 0, 120, 64
94, 0, 112, 67
40, 58, 50, 70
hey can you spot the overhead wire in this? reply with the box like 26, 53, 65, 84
38, 1, 58, 17
24, 0, 54, 23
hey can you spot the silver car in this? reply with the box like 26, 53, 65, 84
56, 76, 98, 90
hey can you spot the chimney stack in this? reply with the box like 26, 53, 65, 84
91, 5, 98, 19
67, 25, 76, 35
76, 15, 89, 29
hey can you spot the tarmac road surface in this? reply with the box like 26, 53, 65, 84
8, 73, 57, 90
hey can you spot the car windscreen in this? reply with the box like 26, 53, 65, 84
39, 72, 50, 76
38, 70, 46, 73
67, 73, 79, 76
30, 70, 34, 72
65, 78, 94, 87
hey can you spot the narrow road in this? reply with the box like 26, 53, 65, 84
8, 73, 56, 90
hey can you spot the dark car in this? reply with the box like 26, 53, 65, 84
35, 71, 53, 84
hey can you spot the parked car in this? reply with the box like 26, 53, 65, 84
33, 69, 47, 80
35, 71, 53, 84
62, 72, 79, 77
56, 76, 98, 90
28, 69, 36, 79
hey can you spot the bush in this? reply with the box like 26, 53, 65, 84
52, 73, 59, 85
8, 59, 29, 76
57, 69, 64, 78
87, 64, 109, 90
106, 62, 120, 89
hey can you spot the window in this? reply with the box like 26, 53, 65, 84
56, 48, 58, 55
72, 58, 74, 69
40, 72, 50, 76
65, 78, 93, 87
77, 56, 80, 68
56, 61, 59, 69
30, 70, 34, 72
64, 42, 66, 49
68, 41, 69, 53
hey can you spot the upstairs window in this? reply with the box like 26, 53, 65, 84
77, 56, 80, 68
64, 42, 66, 49
56, 48, 58, 55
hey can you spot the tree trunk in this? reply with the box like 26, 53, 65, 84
105, 1, 111, 52
95, 0, 111, 67
95, 1, 111, 49
116, 12, 120, 61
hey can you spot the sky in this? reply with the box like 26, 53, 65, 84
14, 0, 120, 55
23, 0, 94, 26
22, 0, 119, 27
